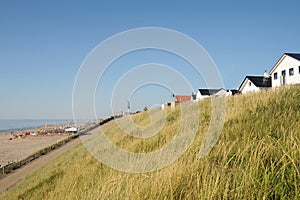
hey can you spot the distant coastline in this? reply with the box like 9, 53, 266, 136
0, 119, 74, 133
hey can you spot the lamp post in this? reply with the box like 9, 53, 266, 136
127, 100, 130, 115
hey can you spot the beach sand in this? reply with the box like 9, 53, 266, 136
0, 131, 68, 167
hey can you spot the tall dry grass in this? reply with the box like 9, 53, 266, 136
1, 86, 300, 199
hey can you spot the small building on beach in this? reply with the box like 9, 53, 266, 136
65, 127, 78, 134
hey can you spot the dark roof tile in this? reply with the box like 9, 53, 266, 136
246, 76, 271, 88
230, 89, 241, 95
198, 89, 221, 95
285, 53, 300, 61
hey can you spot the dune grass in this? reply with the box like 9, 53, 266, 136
1, 86, 300, 199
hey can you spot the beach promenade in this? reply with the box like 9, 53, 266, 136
0, 121, 107, 193
0, 132, 68, 167
0, 137, 82, 193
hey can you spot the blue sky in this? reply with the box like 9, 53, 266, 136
0, 0, 299, 119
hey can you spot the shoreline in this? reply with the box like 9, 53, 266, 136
0, 119, 75, 134
0, 121, 84, 167
0, 120, 102, 176
0, 131, 69, 167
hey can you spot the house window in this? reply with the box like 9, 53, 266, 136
289, 68, 294, 76
248, 82, 251, 86
299, 66, 300, 74
274, 72, 278, 80
282, 70, 286, 76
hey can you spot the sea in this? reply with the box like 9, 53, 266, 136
0, 119, 74, 133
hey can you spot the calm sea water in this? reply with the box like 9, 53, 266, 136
0, 119, 73, 132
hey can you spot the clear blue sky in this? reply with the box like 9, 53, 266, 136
0, 0, 299, 119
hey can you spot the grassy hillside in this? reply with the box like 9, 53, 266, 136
1, 86, 300, 199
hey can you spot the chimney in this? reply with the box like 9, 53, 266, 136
264, 70, 270, 78
192, 92, 196, 100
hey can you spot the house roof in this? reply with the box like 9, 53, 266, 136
269, 53, 300, 74
175, 95, 191, 102
247, 76, 271, 87
198, 89, 223, 96
229, 89, 241, 95
285, 53, 300, 61
238, 76, 271, 91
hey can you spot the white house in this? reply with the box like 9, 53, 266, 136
238, 75, 271, 94
269, 53, 300, 87
196, 88, 227, 100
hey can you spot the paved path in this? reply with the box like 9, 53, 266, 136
0, 137, 82, 193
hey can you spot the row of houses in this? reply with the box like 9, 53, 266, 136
174, 88, 240, 103
174, 88, 240, 102
239, 53, 300, 93
174, 53, 300, 103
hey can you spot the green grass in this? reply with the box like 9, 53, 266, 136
1, 86, 300, 199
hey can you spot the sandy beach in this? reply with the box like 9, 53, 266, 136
0, 131, 68, 167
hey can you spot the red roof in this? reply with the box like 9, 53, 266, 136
175, 95, 191, 102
